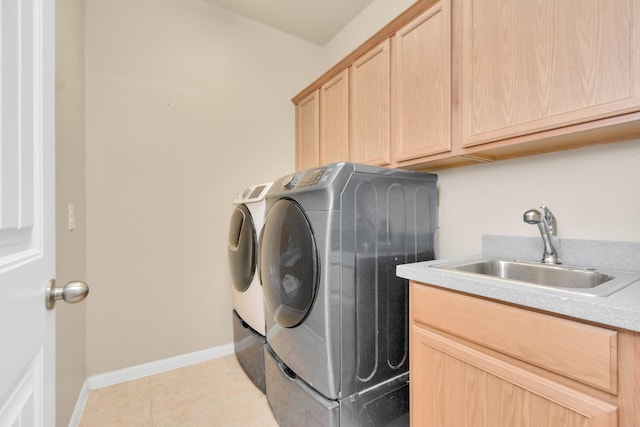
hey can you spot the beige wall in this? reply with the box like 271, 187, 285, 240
84, 0, 323, 375
436, 139, 640, 258
55, 0, 87, 425
322, 0, 415, 68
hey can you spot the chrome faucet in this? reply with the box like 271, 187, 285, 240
523, 206, 560, 264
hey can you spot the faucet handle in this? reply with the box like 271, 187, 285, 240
540, 206, 557, 236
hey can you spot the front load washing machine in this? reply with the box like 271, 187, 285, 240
228, 181, 272, 392
259, 163, 437, 426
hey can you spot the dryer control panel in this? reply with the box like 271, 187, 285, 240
234, 181, 273, 204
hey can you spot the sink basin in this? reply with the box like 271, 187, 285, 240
442, 260, 610, 288
431, 258, 640, 296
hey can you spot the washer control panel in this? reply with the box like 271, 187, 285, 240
282, 166, 327, 190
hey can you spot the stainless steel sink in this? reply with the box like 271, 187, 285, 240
431, 258, 640, 296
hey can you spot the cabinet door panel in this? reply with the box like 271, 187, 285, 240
350, 40, 391, 166
462, 0, 640, 147
393, 0, 451, 161
412, 283, 618, 393
320, 70, 349, 164
295, 90, 320, 171
411, 326, 618, 427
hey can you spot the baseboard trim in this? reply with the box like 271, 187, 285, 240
68, 379, 89, 427
86, 343, 234, 391
69, 344, 234, 426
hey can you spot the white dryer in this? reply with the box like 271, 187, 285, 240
228, 181, 272, 393
228, 181, 271, 334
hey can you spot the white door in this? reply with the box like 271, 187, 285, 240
0, 0, 56, 425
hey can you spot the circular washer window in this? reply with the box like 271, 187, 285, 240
260, 199, 318, 328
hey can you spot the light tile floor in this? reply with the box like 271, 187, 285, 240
79, 354, 279, 426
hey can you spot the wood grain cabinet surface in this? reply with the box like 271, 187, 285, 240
460, 0, 640, 149
410, 282, 640, 427
319, 70, 349, 165
292, 0, 640, 171
350, 39, 391, 166
295, 90, 319, 171
392, 0, 451, 163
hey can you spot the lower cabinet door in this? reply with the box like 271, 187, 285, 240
410, 325, 618, 427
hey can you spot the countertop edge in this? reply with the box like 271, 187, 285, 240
398, 258, 640, 332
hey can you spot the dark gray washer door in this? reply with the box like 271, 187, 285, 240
260, 199, 318, 328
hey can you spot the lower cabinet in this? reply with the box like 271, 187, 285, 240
409, 282, 640, 427
411, 326, 617, 426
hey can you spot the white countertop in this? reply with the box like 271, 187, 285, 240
397, 257, 640, 333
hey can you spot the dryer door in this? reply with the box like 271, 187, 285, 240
260, 199, 318, 328
228, 204, 256, 292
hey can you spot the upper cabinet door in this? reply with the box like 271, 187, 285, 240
350, 39, 391, 166
392, 0, 451, 162
320, 70, 350, 165
295, 89, 320, 171
462, 0, 640, 147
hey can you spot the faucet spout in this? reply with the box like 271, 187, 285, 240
523, 206, 560, 264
